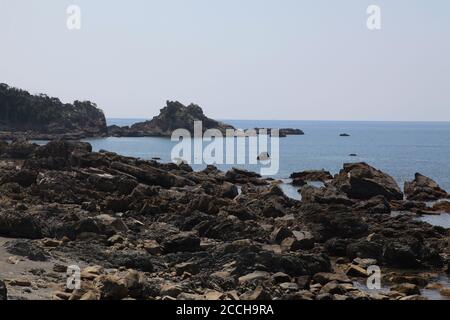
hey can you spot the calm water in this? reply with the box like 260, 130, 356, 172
98, 119, 450, 192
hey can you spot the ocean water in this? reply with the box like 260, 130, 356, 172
96, 119, 450, 192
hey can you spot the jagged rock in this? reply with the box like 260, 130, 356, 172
107, 101, 234, 137
0, 212, 43, 239
352, 195, 391, 214
301, 185, 354, 206
301, 204, 368, 241
404, 173, 448, 201
331, 162, 403, 200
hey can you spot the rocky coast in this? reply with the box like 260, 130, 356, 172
0, 139, 449, 300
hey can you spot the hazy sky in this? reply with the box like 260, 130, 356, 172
1, 0, 449, 120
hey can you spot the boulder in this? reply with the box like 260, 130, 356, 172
300, 185, 354, 206
0, 212, 43, 239
352, 195, 391, 214
94, 275, 128, 300
331, 162, 403, 200
290, 170, 333, 182
404, 173, 448, 201
162, 232, 201, 253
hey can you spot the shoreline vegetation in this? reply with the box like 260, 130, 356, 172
0, 84, 450, 301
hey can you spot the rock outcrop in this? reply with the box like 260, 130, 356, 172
108, 101, 234, 137
331, 162, 403, 200
404, 173, 449, 201
0, 84, 107, 140
291, 170, 333, 182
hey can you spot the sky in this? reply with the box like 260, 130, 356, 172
0, 0, 449, 121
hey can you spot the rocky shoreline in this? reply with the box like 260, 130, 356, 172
0, 139, 449, 300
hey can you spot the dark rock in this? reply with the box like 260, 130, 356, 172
324, 238, 351, 256
4, 240, 49, 261
300, 185, 354, 206
353, 195, 391, 214
382, 241, 421, 268
162, 232, 201, 253
331, 162, 403, 200
404, 173, 448, 201
271, 227, 293, 244
301, 204, 368, 242
0, 139, 38, 159
221, 182, 239, 199
346, 240, 383, 261
291, 178, 307, 187
0, 211, 43, 239
0, 169, 37, 187
290, 170, 333, 182
107, 251, 154, 272
0, 280, 6, 300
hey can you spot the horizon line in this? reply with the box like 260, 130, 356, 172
106, 117, 450, 123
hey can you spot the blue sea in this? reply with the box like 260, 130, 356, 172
84, 119, 450, 192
